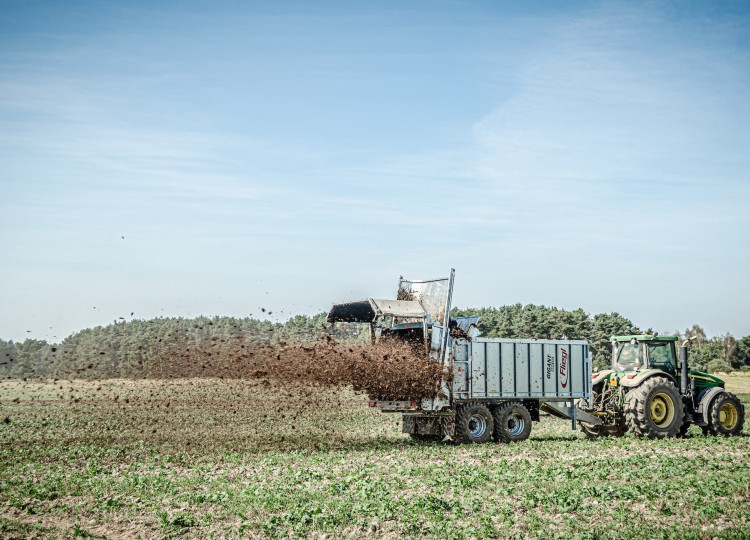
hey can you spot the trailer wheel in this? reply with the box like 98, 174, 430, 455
493, 402, 532, 443
454, 403, 493, 444
709, 392, 745, 436
409, 433, 444, 443
625, 377, 685, 439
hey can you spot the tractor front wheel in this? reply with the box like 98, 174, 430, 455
708, 392, 745, 436
625, 378, 685, 439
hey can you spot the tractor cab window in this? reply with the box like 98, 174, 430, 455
615, 341, 643, 371
647, 342, 677, 377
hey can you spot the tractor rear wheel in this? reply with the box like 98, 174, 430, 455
454, 403, 493, 444
625, 378, 685, 439
493, 402, 532, 443
708, 392, 745, 436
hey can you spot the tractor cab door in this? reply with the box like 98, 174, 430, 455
647, 341, 677, 378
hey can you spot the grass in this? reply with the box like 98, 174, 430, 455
1, 376, 749, 539
719, 372, 750, 395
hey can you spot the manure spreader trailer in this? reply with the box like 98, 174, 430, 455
327, 269, 745, 444
327, 269, 600, 443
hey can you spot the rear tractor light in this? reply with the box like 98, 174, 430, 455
410, 401, 417, 409
368, 401, 376, 408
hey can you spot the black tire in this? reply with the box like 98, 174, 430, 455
454, 403, 493, 444
409, 433, 444, 443
708, 392, 745, 436
492, 402, 532, 443
625, 377, 685, 439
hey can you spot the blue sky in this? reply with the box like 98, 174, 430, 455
1, 0, 749, 342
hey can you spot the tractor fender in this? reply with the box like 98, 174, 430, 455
618, 370, 677, 388
591, 370, 614, 386
697, 387, 726, 425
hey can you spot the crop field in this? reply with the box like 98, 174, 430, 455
1, 376, 749, 540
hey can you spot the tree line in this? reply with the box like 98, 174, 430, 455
1, 305, 749, 378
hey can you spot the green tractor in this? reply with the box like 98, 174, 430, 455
579, 335, 745, 439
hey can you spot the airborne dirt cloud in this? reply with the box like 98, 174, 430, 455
6, 316, 446, 402
1, 330, 448, 456
2, 319, 449, 454
0, 329, 450, 462
157, 334, 446, 402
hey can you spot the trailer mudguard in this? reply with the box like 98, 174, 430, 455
697, 387, 726, 425
618, 369, 677, 388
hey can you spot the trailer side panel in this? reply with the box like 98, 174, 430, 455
452, 338, 590, 402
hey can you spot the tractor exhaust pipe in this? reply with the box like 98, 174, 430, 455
680, 339, 690, 395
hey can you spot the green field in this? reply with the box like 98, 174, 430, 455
1, 376, 749, 539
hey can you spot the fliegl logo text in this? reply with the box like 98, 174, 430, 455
560, 349, 569, 388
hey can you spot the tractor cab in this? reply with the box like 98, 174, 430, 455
612, 335, 678, 377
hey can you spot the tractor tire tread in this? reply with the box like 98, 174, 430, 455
625, 377, 685, 439
708, 392, 745, 437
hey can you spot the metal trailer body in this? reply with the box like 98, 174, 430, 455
397, 331, 598, 441
452, 337, 591, 403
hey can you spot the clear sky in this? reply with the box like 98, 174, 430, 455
1, 0, 749, 342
